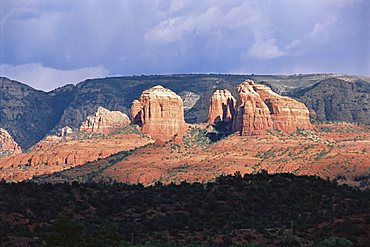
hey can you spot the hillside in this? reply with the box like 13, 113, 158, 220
1, 173, 369, 246
291, 78, 370, 124
33, 122, 370, 189
0, 126, 152, 182
0, 78, 75, 149
1, 74, 369, 149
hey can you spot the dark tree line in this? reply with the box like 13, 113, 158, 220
0, 172, 369, 246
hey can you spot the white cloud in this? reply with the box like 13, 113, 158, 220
145, 6, 225, 43
0, 63, 110, 91
248, 38, 285, 59
1, 0, 368, 82
286, 15, 338, 51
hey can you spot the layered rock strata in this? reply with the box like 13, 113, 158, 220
253, 83, 312, 132
232, 81, 274, 135
209, 80, 312, 135
208, 89, 236, 125
0, 128, 22, 156
131, 85, 187, 140
80, 107, 130, 134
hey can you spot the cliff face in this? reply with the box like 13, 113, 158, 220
208, 89, 236, 125
232, 80, 274, 135
131, 100, 143, 125
132, 85, 187, 140
210, 80, 312, 135
80, 107, 130, 134
253, 84, 312, 132
0, 75, 368, 149
0, 128, 22, 156
292, 78, 370, 124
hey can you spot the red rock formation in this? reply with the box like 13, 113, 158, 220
222, 80, 312, 135
31, 135, 62, 151
59, 126, 74, 137
131, 100, 143, 125
253, 84, 313, 132
132, 85, 187, 140
0, 128, 22, 156
80, 106, 130, 134
0, 132, 153, 182
232, 80, 273, 135
208, 89, 236, 125
31, 127, 74, 151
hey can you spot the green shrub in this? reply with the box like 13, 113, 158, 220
315, 237, 352, 247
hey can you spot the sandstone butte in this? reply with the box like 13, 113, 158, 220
252, 83, 312, 132
0, 128, 22, 156
131, 85, 188, 140
80, 106, 131, 134
209, 80, 312, 135
208, 89, 236, 125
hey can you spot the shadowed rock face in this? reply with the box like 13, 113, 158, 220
131, 100, 143, 125
208, 89, 236, 125
293, 78, 370, 124
0, 128, 22, 156
131, 85, 187, 140
80, 107, 130, 134
210, 80, 312, 135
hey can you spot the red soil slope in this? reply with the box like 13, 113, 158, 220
0, 131, 153, 182
33, 122, 369, 187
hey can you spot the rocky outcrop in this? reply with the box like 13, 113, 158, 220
253, 84, 312, 132
179, 91, 200, 111
59, 126, 73, 137
0, 132, 153, 182
31, 135, 62, 151
80, 107, 130, 134
1, 74, 368, 149
292, 78, 370, 124
232, 80, 273, 135
131, 85, 187, 140
210, 80, 312, 135
0, 128, 22, 156
208, 89, 236, 125
32, 127, 74, 151
131, 100, 143, 125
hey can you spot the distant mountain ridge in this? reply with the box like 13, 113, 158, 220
292, 78, 370, 124
0, 74, 369, 149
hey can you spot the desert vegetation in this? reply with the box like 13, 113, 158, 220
1, 172, 369, 246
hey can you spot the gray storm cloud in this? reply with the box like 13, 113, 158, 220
0, 0, 368, 90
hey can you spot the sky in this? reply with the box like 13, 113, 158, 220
0, 0, 369, 91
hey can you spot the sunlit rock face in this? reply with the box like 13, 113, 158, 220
209, 80, 312, 135
80, 106, 130, 134
253, 83, 312, 132
131, 85, 187, 140
0, 128, 22, 156
232, 80, 274, 135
